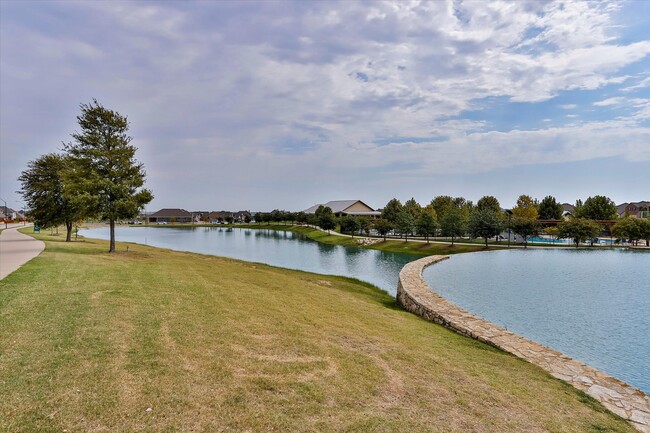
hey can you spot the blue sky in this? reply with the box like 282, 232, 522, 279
1, 0, 649, 212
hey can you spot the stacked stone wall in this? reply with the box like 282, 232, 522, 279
396, 255, 650, 432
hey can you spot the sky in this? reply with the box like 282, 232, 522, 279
1, 0, 649, 213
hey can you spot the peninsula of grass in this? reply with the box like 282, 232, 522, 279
0, 229, 633, 432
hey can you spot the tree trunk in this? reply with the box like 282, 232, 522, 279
65, 222, 73, 242
485, 237, 488, 247
109, 219, 116, 253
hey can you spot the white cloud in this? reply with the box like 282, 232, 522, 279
2, 0, 650, 209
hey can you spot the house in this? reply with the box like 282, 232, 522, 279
148, 208, 193, 223
561, 203, 575, 219
208, 211, 231, 224
1, 207, 25, 221
617, 201, 650, 218
192, 211, 210, 223
233, 211, 252, 222
303, 200, 381, 218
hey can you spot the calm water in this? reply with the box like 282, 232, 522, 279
423, 249, 650, 393
83, 226, 414, 295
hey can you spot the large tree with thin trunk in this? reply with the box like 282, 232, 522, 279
557, 218, 602, 248
65, 100, 153, 252
468, 207, 503, 247
440, 207, 466, 245
509, 216, 540, 248
18, 153, 84, 241
416, 212, 438, 243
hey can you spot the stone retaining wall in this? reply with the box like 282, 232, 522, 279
396, 255, 650, 432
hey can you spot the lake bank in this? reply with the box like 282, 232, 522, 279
0, 228, 635, 432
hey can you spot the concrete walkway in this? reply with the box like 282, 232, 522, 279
0, 224, 45, 280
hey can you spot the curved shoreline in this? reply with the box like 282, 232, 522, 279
396, 255, 650, 433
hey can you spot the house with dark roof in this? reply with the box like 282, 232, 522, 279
617, 201, 650, 218
303, 200, 381, 218
148, 208, 193, 223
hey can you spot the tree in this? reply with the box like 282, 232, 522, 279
511, 195, 538, 220
440, 207, 466, 245
381, 198, 403, 224
575, 195, 618, 220
358, 217, 371, 235
65, 100, 153, 252
318, 206, 336, 233
509, 216, 540, 248
18, 153, 84, 242
468, 207, 503, 247
403, 197, 422, 220
612, 218, 650, 246
538, 195, 563, 220
638, 219, 650, 247
416, 212, 438, 243
476, 195, 501, 213
295, 211, 307, 224
395, 208, 415, 242
373, 218, 393, 240
557, 218, 602, 248
430, 195, 454, 224
339, 216, 360, 237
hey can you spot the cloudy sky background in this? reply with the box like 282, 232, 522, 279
1, 0, 649, 212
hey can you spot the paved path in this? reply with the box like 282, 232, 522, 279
0, 225, 45, 280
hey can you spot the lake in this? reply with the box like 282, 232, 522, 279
423, 248, 650, 393
82, 226, 415, 295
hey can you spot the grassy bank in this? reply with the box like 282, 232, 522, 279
0, 229, 633, 432
153, 223, 488, 256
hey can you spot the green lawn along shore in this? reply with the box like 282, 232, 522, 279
148, 223, 489, 256
0, 230, 634, 432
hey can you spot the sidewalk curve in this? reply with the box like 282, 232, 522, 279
0, 225, 45, 280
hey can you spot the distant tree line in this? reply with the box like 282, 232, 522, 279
18, 100, 153, 252
256, 194, 650, 248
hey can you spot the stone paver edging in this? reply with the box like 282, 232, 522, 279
396, 255, 650, 432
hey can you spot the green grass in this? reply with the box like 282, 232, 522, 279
152, 223, 489, 256
0, 229, 634, 432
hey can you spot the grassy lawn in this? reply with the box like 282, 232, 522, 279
0, 230, 634, 432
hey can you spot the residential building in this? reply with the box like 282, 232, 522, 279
303, 200, 381, 218
148, 208, 193, 223
617, 202, 650, 218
